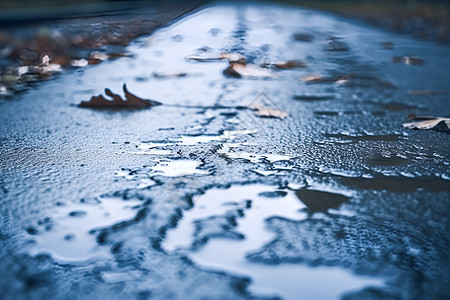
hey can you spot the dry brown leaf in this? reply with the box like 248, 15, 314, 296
402, 114, 450, 130
224, 61, 273, 78
79, 84, 161, 108
301, 75, 324, 82
249, 103, 288, 119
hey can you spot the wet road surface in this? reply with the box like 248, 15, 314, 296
0, 2, 449, 299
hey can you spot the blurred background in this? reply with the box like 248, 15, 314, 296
0, 0, 449, 97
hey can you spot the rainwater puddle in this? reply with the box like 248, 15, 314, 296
150, 159, 210, 177
218, 143, 295, 163
163, 184, 383, 299
170, 129, 258, 145
29, 195, 143, 263
130, 142, 173, 155
114, 170, 155, 189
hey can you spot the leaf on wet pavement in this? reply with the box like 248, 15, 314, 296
224, 61, 273, 78
249, 103, 288, 119
402, 114, 450, 130
79, 84, 161, 108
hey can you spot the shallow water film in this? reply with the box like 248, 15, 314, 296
0, 1, 449, 300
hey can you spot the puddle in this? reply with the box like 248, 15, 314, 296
163, 184, 383, 300
171, 135, 226, 145
150, 159, 210, 177
29, 195, 143, 263
218, 143, 295, 163
170, 130, 258, 145
130, 142, 173, 155
114, 169, 155, 189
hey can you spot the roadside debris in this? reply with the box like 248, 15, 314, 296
402, 114, 450, 130
79, 84, 161, 108
249, 103, 289, 119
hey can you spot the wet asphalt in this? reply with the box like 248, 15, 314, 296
0, 2, 449, 300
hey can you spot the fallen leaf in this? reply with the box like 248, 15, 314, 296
71, 59, 89, 67
224, 61, 273, 78
301, 75, 324, 82
79, 84, 161, 108
88, 52, 109, 65
123, 84, 161, 107
249, 103, 288, 119
334, 79, 349, 86
39, 54, 61, 74
402, 114, 450, 130
392, 56, 424, 66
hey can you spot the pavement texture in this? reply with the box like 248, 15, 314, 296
0, 2, 449, 300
